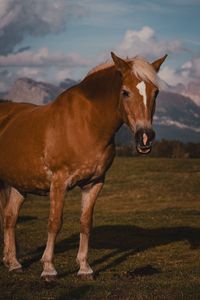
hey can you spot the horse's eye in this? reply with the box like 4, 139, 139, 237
121, 89, 130, 97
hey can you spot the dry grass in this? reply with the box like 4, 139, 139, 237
0, 157, 200, 299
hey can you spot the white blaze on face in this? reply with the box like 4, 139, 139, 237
136, 81, 147, 107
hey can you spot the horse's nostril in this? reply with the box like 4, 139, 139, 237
143, 133, 148, 146
135, 128, 155, 147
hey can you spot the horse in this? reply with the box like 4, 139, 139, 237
0, 52, 167, 281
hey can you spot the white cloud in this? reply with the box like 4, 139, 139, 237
0, 0, 87, 55
16, 67, 45, 80
0, 47, 90, 92
159, 66, 188, 86
159, 55, 200, 87
0, 47, 89, 67
0, 81, 8, 92
55, 69, 72, 82
118, 26, 183, 58
181, 57, 200, 78
0, 69, 15, 92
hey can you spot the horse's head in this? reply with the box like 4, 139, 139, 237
111, 52, 167, 154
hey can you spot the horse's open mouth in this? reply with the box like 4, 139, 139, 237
136, 146, 152, 154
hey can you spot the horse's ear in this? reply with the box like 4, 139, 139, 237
152, 54, 168, 72
111, 52, 131, 73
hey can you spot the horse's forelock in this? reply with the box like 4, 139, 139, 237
131, 56, 160, 88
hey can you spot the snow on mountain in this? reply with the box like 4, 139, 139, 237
5, 77, 77, 105
162, 80, 200, 107
177, 81, 200, 107
6, 78, 60, 104
155, 91, 200, 132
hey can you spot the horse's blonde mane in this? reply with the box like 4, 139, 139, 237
87, 56, 159, 88
87, 61, 114, 76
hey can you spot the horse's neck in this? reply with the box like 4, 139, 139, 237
79, 67, 123, 130
80, 66, 122, 106
52, 67, 123, 145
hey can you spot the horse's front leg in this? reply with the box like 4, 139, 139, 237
76, 180, 104, 279
41, 173, 66, 281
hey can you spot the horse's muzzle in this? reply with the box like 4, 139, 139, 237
135, 128, 155, 154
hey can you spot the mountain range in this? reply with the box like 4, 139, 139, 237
6, 78, 77, 105
1, 77, 200, 143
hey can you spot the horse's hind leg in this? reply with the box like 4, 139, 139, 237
0, 181, 10, 234
76, 180, 104, 279
3, 188, 24, 272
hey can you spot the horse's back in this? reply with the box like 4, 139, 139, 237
0, 101, 38, 131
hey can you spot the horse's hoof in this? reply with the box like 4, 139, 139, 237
77, 273, 95, 281
41, 274, 58, 283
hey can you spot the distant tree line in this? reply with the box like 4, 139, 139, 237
0, 99, 11, 103
116, 139, 200, 158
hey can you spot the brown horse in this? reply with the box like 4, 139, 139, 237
0, 52, 167, 281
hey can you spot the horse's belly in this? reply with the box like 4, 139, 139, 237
0, 168, 51, 193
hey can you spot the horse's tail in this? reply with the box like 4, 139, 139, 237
0, 182, 10, 237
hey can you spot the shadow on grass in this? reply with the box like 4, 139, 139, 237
18, 215, 38, 223
91, 225, 200, 250
22, 225, 200, 275
58, 285, 93, 300
90, 225, 200, 274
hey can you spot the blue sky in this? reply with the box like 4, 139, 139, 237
0, 0, 200, 91
20, 1, 200, 59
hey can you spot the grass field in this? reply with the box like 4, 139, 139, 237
0, 157, 200, 300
